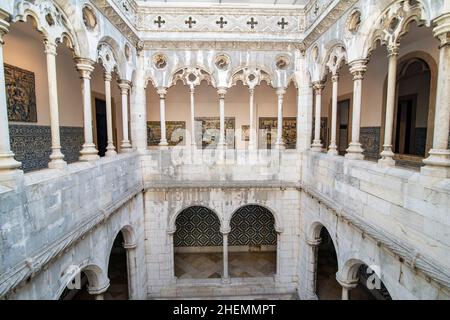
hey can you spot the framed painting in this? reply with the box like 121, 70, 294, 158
5, 63, 37, 122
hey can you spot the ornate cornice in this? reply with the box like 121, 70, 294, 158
303, 0, 357, 49
91, 0, 140, 46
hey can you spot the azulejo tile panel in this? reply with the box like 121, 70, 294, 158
229, 205, 276, 246
9, 124, 84, 172
174, 206, 223, 247
360, 127, 381, 160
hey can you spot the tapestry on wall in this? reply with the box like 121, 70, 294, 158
4, 64, 37, 122
241, 125, 250, 142
258, 117, 296, 149
147, 121, 186, 146
194, 117, 235, 149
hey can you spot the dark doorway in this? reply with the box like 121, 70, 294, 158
337, 99, 350, 155
395, 95, 417, 155
394, 58, 431, 158
95, 98, 107, 157
316, 227, 340, 299
105, 232, 129, 299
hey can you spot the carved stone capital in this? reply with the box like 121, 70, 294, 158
276, 88, 286, 96
306, 237, 321, 246
157, 87, 167, 97
75, 57, 95, 79
387, 44, 399, 57
217, 87, 227, 98
433, 13, 450, 48
118, 79, 132, 94
0, 13, 10, 45
312, 81, 325, 94
336, 273, 359, 290
104, 72, 112, 82
44, 40, 57, 56
349, 59, 367, 81
331, 74, 339, 83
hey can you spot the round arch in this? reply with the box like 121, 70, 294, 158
228, 203, 283, 233
168, 204, 222, 234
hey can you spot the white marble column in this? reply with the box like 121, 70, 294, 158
328, 74, 339, 155
305, 237, 321, 299
345, 59, 367, 160
248, 88, 256, 150
44, 40, 67, 168
104, 72, 117, 156
76, 58, 99, 161
275, 88, 286, 149
379, 45, 399, 166
189, 85, 196, 148
422, 13, 450, 178
157, 87, 168, 148
118, 80, 132, 152
311, 82, 324, 152
221, 227, 230, 284
217, 87, 227, 149
0, 17, 21, 173
130, 46, 147, 153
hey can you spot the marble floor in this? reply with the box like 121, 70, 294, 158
174, 251, 277, 279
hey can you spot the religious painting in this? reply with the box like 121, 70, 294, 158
241, 125, 250, 142
258, 117, 296, 149
194, 117, 235, 149
5, 64, 37, 122
147, 121, 186, 146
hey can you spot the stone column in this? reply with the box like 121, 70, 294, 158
95, 294, 104, 300
157, 87, 168, 148
189, 85, 196, 148
118, 80, 132, 152
217, 87, 227, 149
130, 46, 147, 153
76, 58, 99, 161
221, 226, 230, 284
305, 237, 321, 299
104, 72, 117, 156
275, 88, 286, 149
248, 88, 256, 150
422, 13, 450, 178
124, 242, 137, 300
328, 74, 339, 155
296, 74, 313, 152
311, 82, 324, 152
0, 17, 21, 173
345, 59, 367, 160
336, 274, 359, 300
44, 40, 67, 168
379, 45, 399, 166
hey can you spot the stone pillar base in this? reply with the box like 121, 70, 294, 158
327, 147, 338, 156
275, 142, 285, 150
79, 144, 99, 161
422, 149, 450, 178
345, 143, 364, 160
311, 141, 322, 152
0, 152, 22, 172
48, 158, 67, 169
